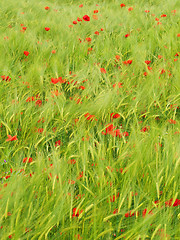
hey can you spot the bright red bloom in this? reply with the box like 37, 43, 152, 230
45, 27, 50, 31
145, 10, 150, 13
125, 210, 134, 217
55, 140, 61, 147
38, 128, 44, 133
26, 96, 35, 102
161, 14, 167, 17
72, 208, 83, 218
95, 31, 99, 35
23, 157, 33, 163
24, 51, 29, 56
35, 100, 42, 107
141, 126, 150, 132
1, 75, 11, 81
73, 21, 77, 25
51, 77, 65, 84
125, 33, 130, 38
102, 124, 116, 136
115, 55, 120, 61
128, 7, 133, 11
123, 60, 132, 65
111, 113, 121, 119
100, 68, 106, 73
68, 159, 76, 164
86, 37, 91, 42
168, 119, 176, 124
45, 6, 50, 10
77, 17, 82, 22
83, 15, 90, 21
79, 4, 83, 8
120, 4, 125, 8
123, 131, 129, 137
145, 60, 151, 65
143, 72, 148, 76
22, 27, 27, 30
6, 135, 18, 142
177, 33, 180, 37
113, 82, 123, 88
165, 198, 180, 207
113, 208, 118, 214
155, 18, 159, 21
127, 59, 132, 64
94, 10, 98, 13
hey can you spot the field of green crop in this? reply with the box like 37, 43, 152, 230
0, 0, 179, 239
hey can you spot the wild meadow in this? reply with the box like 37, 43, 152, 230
0, 0, 179, 239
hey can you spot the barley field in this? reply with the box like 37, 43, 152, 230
0, 0, 179, 239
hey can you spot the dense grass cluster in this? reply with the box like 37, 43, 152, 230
0, 0, 179, 239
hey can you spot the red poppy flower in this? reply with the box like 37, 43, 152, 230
26, 96, 35, 102
35, 100, 42, 107
45, 27, 50, 31
79, 4, 83, 8
100, 68, 106, 73
6, 135, 18, 142
113, 82, 123, 88
55, 140, 61, 147
51, 77, 65, 84
123, 60, 132, 65
68, 159, 76, 164
86, 37, 91, 42
24, 51, 29, 56
94, 10, 98, 13
120, 3, 125, 8
177, 33, 180, 37
72, 208, 83, 218
165, 198, 180, 207
111, 113, 121, 119
125, 210, 135, 217
77, 17, 82, 22
45, 6, 50, 10
23, 157, 33, 163
145, 10, 150, 13
123, 131, 129, 137
145, 60, 151, 65
141, 126, 150, 132
161, 14, 167, 17
113, 208, 118, 214
73, 21, 77, 25
102, 124, 116, 136
128, 7, 133, 11
168, 119, 176, 124
115, 55, 120, 61
125, 33, 130, 38
22, 27, 27, 30
101, 28, 104, 31
143, 72, 148, 76
83, 15, 90, 21
95, 31, 99, 35
1, 75, 11, 81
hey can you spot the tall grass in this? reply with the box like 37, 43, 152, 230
0, 0, 179, 239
